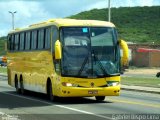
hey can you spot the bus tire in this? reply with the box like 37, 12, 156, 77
47, 80, 57, 101
95, 96, 105, 101
15, 75, 20, 94
49, 84, 55, 101
20, 76, 25, 95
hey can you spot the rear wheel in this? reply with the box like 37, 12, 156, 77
15, 76, 20, 94
95, 96, 105, 101
20, 80, 25, 95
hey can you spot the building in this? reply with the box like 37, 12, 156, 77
128, 44, 160, 67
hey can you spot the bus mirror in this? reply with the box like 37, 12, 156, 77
55, 40, 62, 59
119, 39, 129, 68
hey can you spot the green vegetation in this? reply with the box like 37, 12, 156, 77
0, 36, 7, 56
121, 76, 160, 88
0, 67, 7, 74
69, 6, 160, 44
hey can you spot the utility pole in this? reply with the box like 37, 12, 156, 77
9, 11, 17, 30
108, 0, 111, 22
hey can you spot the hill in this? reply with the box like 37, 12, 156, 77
0, 6, 159, 55
69, 6, 160, 44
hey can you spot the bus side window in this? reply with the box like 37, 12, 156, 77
11, 34, 15, 51
52, 26, 58, 53
25, 31, 31, 50
38, 29, 44, 49
43, 29, 46, 49
53, 26, 60, 73
54, 60, 60, 74
7, 35, 11, 50
24, 32, 26, 50
20, 32, 25, 51
36, 30, 39, 49
15, 34, 20, 51
45, 28, 51, 49
31, 30, 37, 50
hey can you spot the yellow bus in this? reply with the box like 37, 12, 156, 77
7, 19, 128, 101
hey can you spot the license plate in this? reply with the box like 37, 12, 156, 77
88, 90, 98, 94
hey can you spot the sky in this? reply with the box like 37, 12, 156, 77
0, 0, 159, 37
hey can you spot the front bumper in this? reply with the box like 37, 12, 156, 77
58, 86, 120, 97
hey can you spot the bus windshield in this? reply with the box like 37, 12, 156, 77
61, 27, 120, 78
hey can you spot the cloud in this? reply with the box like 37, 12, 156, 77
139, 0, 155, 6
111, 0, 160, 7
83, 1, 107, 11
7, 1, 53, 26
41, 0, 106, 17
0, 0, 159, 36
0, 0, 53, 36
0, 0, 108, 36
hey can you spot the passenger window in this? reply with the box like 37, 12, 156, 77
52, 26, 58, 52
11, 35, 15, 50
38, 29, 44, 49
31, 30, 37, 50
20, 33, 25, 50
15, 34, 20, 51
7, 35, 11, 50
25, 32, 31, 50
45, 28, 51, 49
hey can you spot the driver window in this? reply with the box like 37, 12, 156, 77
54, 60, 60, 74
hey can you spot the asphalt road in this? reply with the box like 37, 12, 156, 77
0, 76, 160, 120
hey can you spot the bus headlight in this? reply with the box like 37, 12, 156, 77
107, 81, 119, 87
62, 82, 72, 87
62, 82, 78, 87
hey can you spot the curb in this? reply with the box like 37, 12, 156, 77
121, 87, 160, 94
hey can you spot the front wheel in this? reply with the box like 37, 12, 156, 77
95, 96, 105, 101
48, 83, 58, 101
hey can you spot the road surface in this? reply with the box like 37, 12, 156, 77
0, 75, 160, 120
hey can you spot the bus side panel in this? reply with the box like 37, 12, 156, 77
7, 51, 55, 94
19, 51, 54, 93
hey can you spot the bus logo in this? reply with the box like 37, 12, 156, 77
91, 82, 94, 87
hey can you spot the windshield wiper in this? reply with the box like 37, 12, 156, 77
77, 56, 89, 76
92, 51, 111, 77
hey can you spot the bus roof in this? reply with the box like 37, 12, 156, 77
8, 19, 116, 34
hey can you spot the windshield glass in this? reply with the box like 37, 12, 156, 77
61, 27, 120, 78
